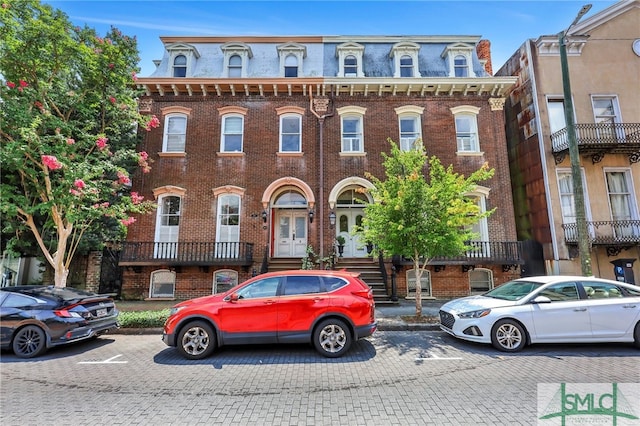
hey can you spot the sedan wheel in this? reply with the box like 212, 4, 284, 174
634, 322, 640, 349
13, 325, 47, 358
491, 319, 526, 352
177, 321, 216, 360
313, 319, 351, 358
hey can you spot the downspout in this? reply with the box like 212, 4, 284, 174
309, 88, 334, 263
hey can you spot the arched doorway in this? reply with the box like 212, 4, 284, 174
335, 187, 369, 258
273, 189, 309, 257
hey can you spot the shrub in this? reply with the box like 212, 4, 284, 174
118, 309, 171, 328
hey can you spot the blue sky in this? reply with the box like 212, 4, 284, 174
45, 0, 617, 76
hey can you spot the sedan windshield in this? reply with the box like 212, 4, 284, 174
483, 280, 544, 301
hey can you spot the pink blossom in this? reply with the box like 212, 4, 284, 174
74, 179, 86, 189
96, 136, 108, 150
138, 151, 149, 161
109, 96, 116, 104
41, 155, 63, 170
69, 189, 81, 196
130, 192, 144, 204
108, 63, 115, 69
117, 171, 130, 185
6, 81, 15, 89
120, 217, 136, 226
19, 80, 28, 88
131, 72, 138, 82
144, 115, 160, 131
66, 138, 75, 145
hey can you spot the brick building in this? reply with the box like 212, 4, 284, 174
120, 35, 521, 301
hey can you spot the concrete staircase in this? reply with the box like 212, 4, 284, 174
266, 257, 397, 305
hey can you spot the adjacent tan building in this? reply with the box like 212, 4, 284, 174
496, 0, 640, 283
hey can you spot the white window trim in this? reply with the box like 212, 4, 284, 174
162, 113, 187, 153
221, 42, 253, 78
441, 43, 475, 77
277, 42, 306, 78
603, 167, 639, 220
166, 43, 200, 78
279, 113, 302, 153
149, 269, 176, 299
337, 106, 366, 154
390, 42, 420, 78
590, 94, 622, 123
405, 269, 432, 299
220, 114, 244, 153
336, 42, 365, 77
395, 105, 424, 151
469, 268, 493, 294
450, 105, 481, 154
213, 269, 238, 294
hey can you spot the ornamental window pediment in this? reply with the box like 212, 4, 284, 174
336, 42, 365, 77
441, 43, 475, 77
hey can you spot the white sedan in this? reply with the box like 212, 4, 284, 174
439, 276, 640, 352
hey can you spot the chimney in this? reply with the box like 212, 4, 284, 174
476, 39, 493, 76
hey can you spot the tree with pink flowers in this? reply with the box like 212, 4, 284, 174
0, 0, 156, 287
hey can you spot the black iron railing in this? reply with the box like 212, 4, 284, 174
395, 241, 523, 265
562, 221, 640, 245
550, 123, 640, 164
119, 241, 254, 266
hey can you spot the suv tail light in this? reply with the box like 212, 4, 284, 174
351, 288, 373, 300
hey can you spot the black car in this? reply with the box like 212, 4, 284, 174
0, 285, 119, 358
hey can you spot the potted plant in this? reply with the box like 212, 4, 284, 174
335, 235, 346, 257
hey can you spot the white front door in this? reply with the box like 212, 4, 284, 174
154, 195, 180, 258
336, 209, 366, 258
275, 210, 307, 257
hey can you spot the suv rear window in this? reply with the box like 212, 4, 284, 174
324, 277, 348, 292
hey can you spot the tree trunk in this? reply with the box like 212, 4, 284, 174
413, 258, 422, 317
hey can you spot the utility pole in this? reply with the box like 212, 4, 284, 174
558, 4, 593, 276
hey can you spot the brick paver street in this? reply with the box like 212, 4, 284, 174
1, 331, 638, 425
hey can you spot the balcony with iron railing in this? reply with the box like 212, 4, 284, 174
550, 122, 640, 164
394, 241, 524, 271
562, 220, 640, 256
119, 241, 254, 267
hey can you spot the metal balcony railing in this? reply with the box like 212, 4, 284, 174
550, 122, 640, 164
394, 241, 524, 266
562, 221, 640, 245
119, 241, 254, 266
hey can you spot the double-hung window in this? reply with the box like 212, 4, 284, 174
162, 114, 187, 153
605, 169, 639, 239
173, 55, 187, 77
284, 55, 298, 77
344, 56, 357, 77
337, 106, 366, 154
454, 55, 468, 77
450, 106, 480, 153
400, 56, 414, 77
221, 115, 243, 152
228, 55, 242, 78
592, 96, 621, 140
280, 114, 302, 152
395, 106, 424, 151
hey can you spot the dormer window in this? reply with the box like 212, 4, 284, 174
284, 55, 298, 77
336, 42, 365, 77
165, 43, 200, 78
173, 55, 187, 77
221, 42, 253, 78
390, 42, 420, 78
442, 43, 475, 78
454, 55, 468, 77
277, 42, 306, 78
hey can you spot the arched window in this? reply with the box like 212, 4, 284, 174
469, 268, 493, 294
173, 55, 187, 77
228, 55, 242, 77
284, 54, 298, 77
344, 55, 357, 77
400, 55, 413, 77
454, 55, 468, 77
149, 269, 176, 298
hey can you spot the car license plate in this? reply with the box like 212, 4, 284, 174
96, 308, 107, 317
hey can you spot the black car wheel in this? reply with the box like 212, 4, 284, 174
634, 322, 640, 349
491, 319, 527, 352
313, 318, 351, 358
177, 321, 216, 360
12, 325, 47, 358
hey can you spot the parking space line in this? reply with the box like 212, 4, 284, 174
78, 354, 127, 364
415, 354, 463, 361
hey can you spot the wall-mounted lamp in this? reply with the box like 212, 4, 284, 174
261, 210, 268, 223
329, 211, 336, 228
308, 209, 314, 223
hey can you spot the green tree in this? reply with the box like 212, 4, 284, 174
0, 0, 156, 287
358, 140, 495, 316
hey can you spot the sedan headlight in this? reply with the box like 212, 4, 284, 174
458, 309, 491, 319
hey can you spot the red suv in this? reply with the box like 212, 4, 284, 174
163, 270, 376, 359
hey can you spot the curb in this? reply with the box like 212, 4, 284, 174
112, 320, 442, 335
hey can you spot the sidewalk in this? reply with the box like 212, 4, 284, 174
374, 299, 443, 331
